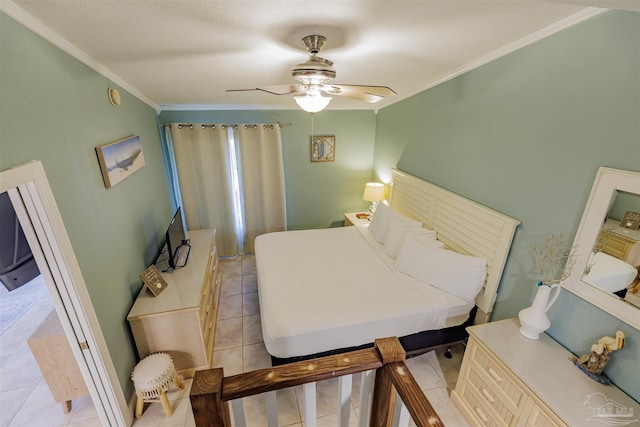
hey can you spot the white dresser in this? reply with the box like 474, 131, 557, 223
127, 229, 220, 377
452, 318, 639, 426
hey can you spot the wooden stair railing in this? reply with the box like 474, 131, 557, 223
190, 337, 445, 427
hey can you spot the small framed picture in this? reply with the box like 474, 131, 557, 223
140, 265, 168, 297
96, 135, 145, 188
620, 211, 640, 230
311, 135, 336, 162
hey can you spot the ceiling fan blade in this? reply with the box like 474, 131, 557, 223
322, 84, 397, 103
226, 85, 304, 96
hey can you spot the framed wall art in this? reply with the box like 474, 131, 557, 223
96, 135, 145, 188
310, 135, 336, 162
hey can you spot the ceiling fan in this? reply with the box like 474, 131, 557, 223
227, 35, 396, 113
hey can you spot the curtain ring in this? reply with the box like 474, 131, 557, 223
201, 125, 206, 129
211, 124, 216, 130
178, 124, 183, 129
244, 125, 249, 129
189, 124, 194, 129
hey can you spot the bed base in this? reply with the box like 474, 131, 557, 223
270, 306, 477, 366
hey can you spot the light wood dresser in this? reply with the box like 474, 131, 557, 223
451, 318, 639, 426
127, 229, 220, 378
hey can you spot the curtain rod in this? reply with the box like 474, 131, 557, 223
161, 122, 291, 129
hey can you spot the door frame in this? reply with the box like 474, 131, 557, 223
1, 160, 130, 426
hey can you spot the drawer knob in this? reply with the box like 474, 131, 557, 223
487, 366, 503, 383
481, 387, 495, 403
475, 406, 489, 423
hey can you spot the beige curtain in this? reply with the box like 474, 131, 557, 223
170, 124, 238, 257
235, 125, 287, 254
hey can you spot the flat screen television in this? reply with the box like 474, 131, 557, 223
165, 207, 189, 269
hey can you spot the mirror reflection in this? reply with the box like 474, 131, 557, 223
582, 190, 640, 308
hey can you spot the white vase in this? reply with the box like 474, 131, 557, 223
518, 283, 561, 340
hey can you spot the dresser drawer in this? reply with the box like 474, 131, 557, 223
465, 365, 518, 425
200, 288, 213, 330
202, 264, 221, 362
203, 315, 214, 353
201, 270, 219, 327
199, 275, 213, 322
468, 340, 527, 414
199, 246, 218, 319
458, 382, 508, 427
199, 283, 210, 317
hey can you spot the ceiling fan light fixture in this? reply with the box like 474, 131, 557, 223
227, 34, 395, 107
294, 94, 332, 113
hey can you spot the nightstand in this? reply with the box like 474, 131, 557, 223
344, 212, 370, 227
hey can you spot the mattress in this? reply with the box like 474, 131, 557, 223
255, 225, 474, 359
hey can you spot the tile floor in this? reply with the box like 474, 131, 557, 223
0, 276, 101, 427
1, 258, 470, 427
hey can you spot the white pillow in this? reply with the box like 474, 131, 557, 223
368, 201, 390, 235
372, 205, 422, 243
396, 234, 487, 303
407, 228, 439, 244
383, 221, 439, 258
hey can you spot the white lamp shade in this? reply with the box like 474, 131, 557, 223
294, 94, 332, 113
363, 182, 385, 202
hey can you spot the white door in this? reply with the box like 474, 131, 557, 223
1, 160, 130, 427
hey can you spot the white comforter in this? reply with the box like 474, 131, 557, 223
255, 226, 468, 359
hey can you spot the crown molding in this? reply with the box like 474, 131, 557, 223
1, 3, 607, 114
157, 103, 374, 112
1, 1, 159, 111
159, 103, 295, 112
375, 7, 608, 111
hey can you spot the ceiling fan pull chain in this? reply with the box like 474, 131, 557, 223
311, 113, 314, 140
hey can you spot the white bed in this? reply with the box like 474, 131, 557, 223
255, 169, 520, 361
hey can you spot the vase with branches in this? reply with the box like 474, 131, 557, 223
519, 233, 578, 340
529, 232, 578, 286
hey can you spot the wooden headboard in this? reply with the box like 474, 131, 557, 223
389, 169, 521, 323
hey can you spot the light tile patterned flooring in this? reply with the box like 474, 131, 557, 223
0, 276, 101, 427
1, 258, 470, 426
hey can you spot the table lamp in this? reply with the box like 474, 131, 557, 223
363, 182, 385, 216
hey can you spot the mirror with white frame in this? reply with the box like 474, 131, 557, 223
563, 167, 640, 329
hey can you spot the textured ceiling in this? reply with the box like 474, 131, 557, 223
3, 0, 637, 111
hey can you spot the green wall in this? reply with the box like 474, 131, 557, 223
0, 13, 174, 397
4, 5, 639, 408
373, 10, 639, 400
158, 110, 377, 229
